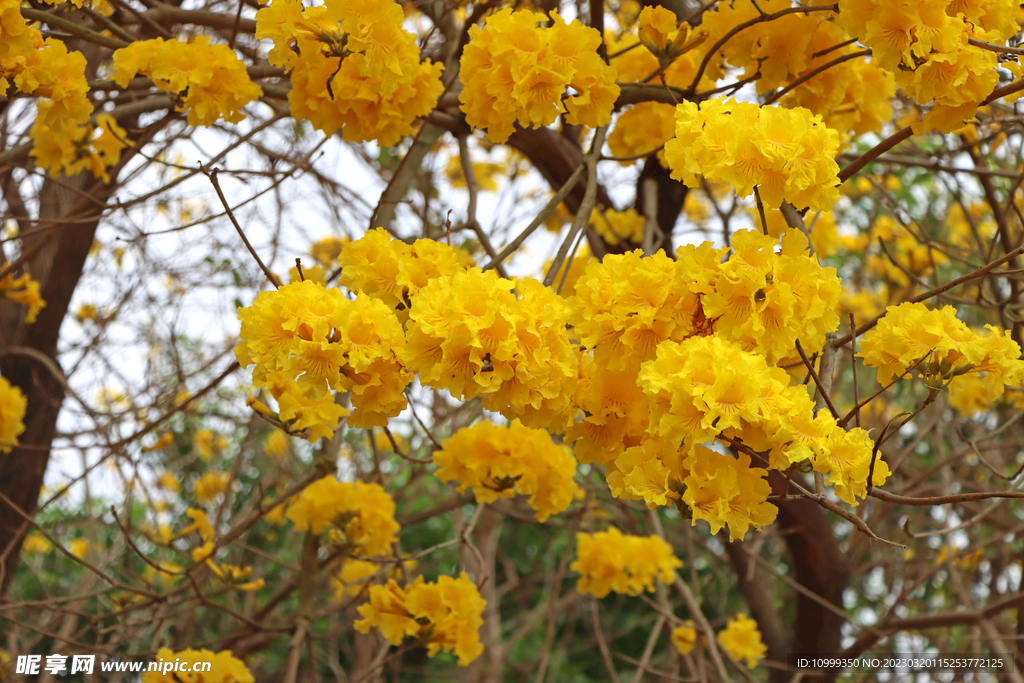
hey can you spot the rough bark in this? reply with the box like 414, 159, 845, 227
770, 471, 851, 683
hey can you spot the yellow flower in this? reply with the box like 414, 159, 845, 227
68, 538, 89, 559
157, 472, 181, 493
671, 622, 697, 655
194, 472, 230, 505
141, 648, 254, 683
717, 614, 766, 669
333, 559, 379, 598
144, 433, 174, 452
0, 376, 27, 454
0, 266, 46, 323
75, 303, 99, 322
263, 428, 290, 460
22, 533, 52, 555
195, 429, 228, 461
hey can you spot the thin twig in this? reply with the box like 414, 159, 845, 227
202, 166, 279, 289
544, 126, 607, 288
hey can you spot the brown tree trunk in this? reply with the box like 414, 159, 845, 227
0, 177, 112, 596
770, 471, 851, 683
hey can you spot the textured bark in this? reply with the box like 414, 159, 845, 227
0, 179, 108, 596
770, 472, 851, 683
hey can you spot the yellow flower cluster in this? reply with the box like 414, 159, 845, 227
236, 280, 412, 433
859, 302, 1024, 393
701, 229, 841, 364
571, 527, 682, 598
837, 0, 1016, 132
671, 622, 697, 654
206, 560, 265, 591
701, 0, 893, 136
0, 2, 128, 181
404, 270, 580, 430
333, 557, 416, 598
564, 229, 840, 468
608, 102, 676, 167
194, 472, 230, 505
141, 648, 253, 683
0, 377, 26, 454
611, 440, 777, 541
665, 97, 842, 212
285, 476, 399, 558
947, 372, 1024, 416
433, 419, 579, 521
590, 208, 646, 246
459, 8, 619, 143
21, 533, 51, 554
0, 266, 45, 323
638, 333, 889, 508
717, 613, 766, 669
337, 228, 469, 322
195, 429, 229, 461
354, 573, 485, 666
569, 249, 695, 374
256, 0, 443, 145
111, 36, 263, 127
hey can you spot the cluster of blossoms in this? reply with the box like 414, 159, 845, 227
255, 0, 443, 145
859, 302, 1024, 402
354, 574, 486, 665
459, 8, 619, 143
638, 333, 888, 509
571, 527, 682, 598
0, 377, 26, 454
564, 229, 841, 468
589, 208, 646, 246
239, 226, 893, 539
193, 472, 230, 506
141, 648, 253, 683
609, 440, 777, 541
664, 97, 842, 212
606, 6, 711, 165
701, 0, 894, 136
337, 228, 471, 323
837, 0, 1018, 132
236, 279, 412, 434
111, 37, 263, 127
403, 270, 580, 429
285, 476, 400, 558
0, 0, 128, 179
0, 266, 45, 323
432, 420, 579, 521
